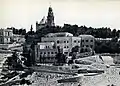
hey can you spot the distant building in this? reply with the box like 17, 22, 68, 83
34, 32, 81, 63
0, 28, 13, 44
32, 6, 96, 63
41, 32, 81, 55
35, 42, 58, 63
34, 33, 96, 63
95, 38, 112, 43
13, 34, 25, 43
36, 6, 55, 31
79, 35, 95, 50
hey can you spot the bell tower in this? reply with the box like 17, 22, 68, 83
46, 6, 55, 27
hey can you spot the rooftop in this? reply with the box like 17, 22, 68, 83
79, 35, 94, 38
45, 32, 73, 37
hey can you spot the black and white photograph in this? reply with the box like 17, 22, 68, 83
0, 0, 120, 86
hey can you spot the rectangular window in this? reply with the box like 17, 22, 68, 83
86, 40, 88, 42
51, 52, 54, 54
64, 52, 68, 54
74, 40, 76, 43
48, 52, 50, 54
91, 40, 93, 42
57, 40, 59, 44
82, 40, 84, 42
37, 48, 39, 57
67, 46, 69, 48
86, 45, 89, 47
8, 32, 9, 36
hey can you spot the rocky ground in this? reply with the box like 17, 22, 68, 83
14, 66, 119, 86
1, 54, 120, 86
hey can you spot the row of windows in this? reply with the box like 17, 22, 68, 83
46, 46, 50, 48
74, 40, 80, 43
43, 40, 93, 43
40, 52, 57, 55
57, 40, 69, 43
82, 45, 93, 48
64, 46, 69, 48
2, 32, 11, 36
44, 41, 54, 42
0, 38, 10, 43
43, 40, 81, 44
82, 40, 93, 42
57, 40, 80, 44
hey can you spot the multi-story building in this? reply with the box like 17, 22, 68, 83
34, 32, 82, 63
13, 34, 25, 43
0, 28, 13, 44
34, 33, 95, 63
35, 42, 58, 63
41, 32, 81, 55
79, 35, 95, 50
34, 6, 95, 63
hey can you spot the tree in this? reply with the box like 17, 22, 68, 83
112, 29, 117, 37
55, 53, 66, 65
55, 47, 67, 65
19, 29, 23, 35
22, 29, 26, 35
71, 46, 80, 52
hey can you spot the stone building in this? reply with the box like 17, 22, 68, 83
32, 6, 96, 63
79, 35, 95, 50
0, 28, 13, 44
34, 32, 95, 63
41, 32, 81, 55
95, 38, 112, 43
36, 6, 55, 31
35, 42, 58, 63
13, 34, 25, 43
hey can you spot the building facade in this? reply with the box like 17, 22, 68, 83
41, 32, 81, 55
35, 33, 95, 63
35, 42, 58, 63
13, 34, 25, 43
0, 28, 13, 44
79, 35, 95, 50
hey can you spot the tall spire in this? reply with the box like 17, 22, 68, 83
46, 5, 55, 27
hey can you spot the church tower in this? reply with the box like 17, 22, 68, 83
36, 6, 55, 31
46, 6, 55, 27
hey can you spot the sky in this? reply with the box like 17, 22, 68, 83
0, 0, 120, 31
